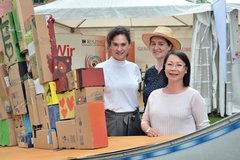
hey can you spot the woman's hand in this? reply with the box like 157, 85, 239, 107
146, 128, 160, 137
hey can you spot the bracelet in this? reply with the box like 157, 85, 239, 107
146, 127, 151, 133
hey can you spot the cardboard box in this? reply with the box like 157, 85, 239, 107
76, 68, 105, 88
33, 129, 58, 150
53, 56, 71, 80
28, 52, 39, 79
14, 114, 32, 135
57, 90, 75, 120
24, 79, 40, 126
12, 0, 34, 53
8, 62, 28, 85
44, 82, 59, 105
75, 101, 108, 149
56, 119, 78, 149
36, 94, 50, 130
0, 15, 18, 66
48, 105, 60, 130
0, 99, 12, 120
14, 114, 33, 148
75, 87, 104, 105
0, 119, 17, 146
66, 69, 78, 90
55, 77, 68, 93
9, 82, 27, 115
33, 79, 44, 94
0, 64, 8, 98
31, 15, 53, 84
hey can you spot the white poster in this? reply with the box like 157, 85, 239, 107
56, 34, 106, 69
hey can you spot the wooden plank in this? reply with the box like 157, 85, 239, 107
0, 135, 182, 160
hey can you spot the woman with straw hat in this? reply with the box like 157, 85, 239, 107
142, 26, 181, 109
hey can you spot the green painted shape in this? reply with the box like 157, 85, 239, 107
11, 1, 23, 44
0, 119, 10, 146
7, 12, 25, 62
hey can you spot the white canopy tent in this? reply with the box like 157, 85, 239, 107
34, 0, 212, 28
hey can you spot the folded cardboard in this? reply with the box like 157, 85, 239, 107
8, 62, 28, 85
31, 15, 53, 84
24, 79, 40, 126
9, 82, 27, 115
56, 119, 78, 149
36, 94, 50, 130
33, 129, 58, 150
75, 87, 104, 105
75, 101, 108, 149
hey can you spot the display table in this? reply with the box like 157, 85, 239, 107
0, 135, 182, 160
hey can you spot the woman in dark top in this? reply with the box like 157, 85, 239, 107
142, 27, 181, 108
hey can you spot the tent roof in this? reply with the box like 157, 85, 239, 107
34, 0, 212, 28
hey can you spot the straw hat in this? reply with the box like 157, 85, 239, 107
142, 27, 181, 50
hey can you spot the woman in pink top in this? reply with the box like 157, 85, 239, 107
141, 51, 210, 137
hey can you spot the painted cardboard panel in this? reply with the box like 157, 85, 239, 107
48, 105, 60, 130
12, 0, 33, 53
55, 77, 68, 93
0, 15, 17, 66
0, 119, 17, 146
44, 81, 59, 106
57, 90, 75, 120
76, 68, 105, 88
75, 101, 108, 149
53, 56, 72, 80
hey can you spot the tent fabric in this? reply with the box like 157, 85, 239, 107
34, 0, 212, 28
34, 0, 212, 19
190, 11, 218, 114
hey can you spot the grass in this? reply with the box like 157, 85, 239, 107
208, 116, 223, 124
